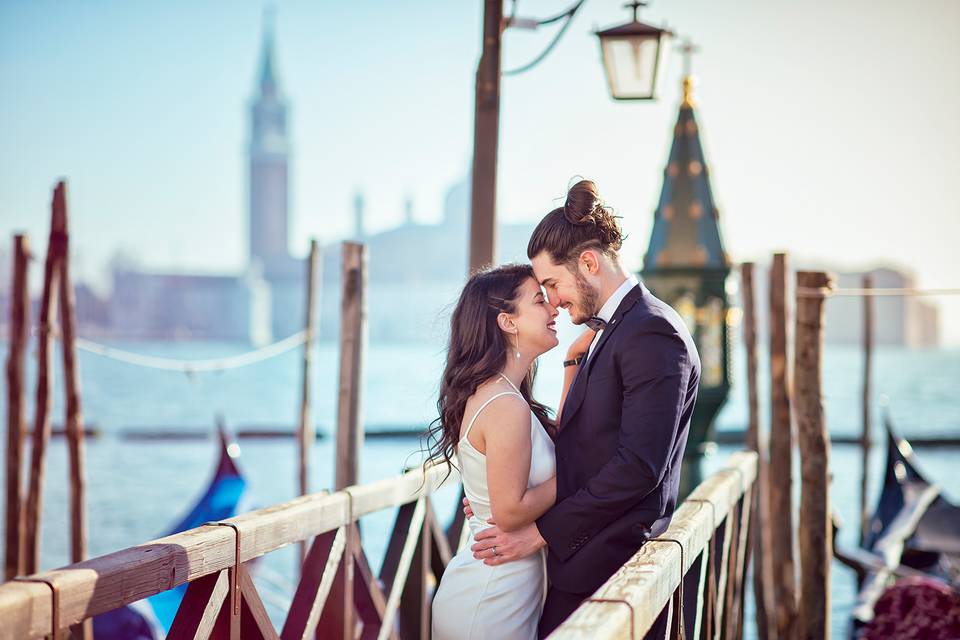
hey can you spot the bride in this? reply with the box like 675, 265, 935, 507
426, 264, 591, 640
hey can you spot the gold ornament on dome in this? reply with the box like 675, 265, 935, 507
689, 201, 703, 219
668, 163, 679, 177
662, 204, 674, 220
693, 245, 708, 265
685, 120, 698, 135
657, 252, 670, 266
689, 161, 702, 176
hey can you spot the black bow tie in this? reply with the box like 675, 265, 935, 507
585, 316, 607, 332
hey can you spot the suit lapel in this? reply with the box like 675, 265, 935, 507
559, 284, 645, 430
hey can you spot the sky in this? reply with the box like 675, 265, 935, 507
1, 0, 959, 343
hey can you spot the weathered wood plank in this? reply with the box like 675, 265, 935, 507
238, 565, 280, 640
398, 501, 431, 640
712, 508, 735, 640
741, 261, 774, 640
336, 242, 367, 491
768, 252, 797, 638
24, 182, 67, 575
378, 497, 427, 640
0, 465, 446, 638
352, 528, 393, 640
167, 569, 230, 640
724, 489, 752, 639
5, 233, 30, 581
282, 527, 346, 640
55, 183, 92, 640
0, 581, 53, 640
297, 239, 320, 565
795, 271, 833, 640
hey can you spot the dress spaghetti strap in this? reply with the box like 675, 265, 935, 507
461, 390, 523, 442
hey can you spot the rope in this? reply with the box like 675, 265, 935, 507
796, 286, 960, 299
74, 330, 308, 373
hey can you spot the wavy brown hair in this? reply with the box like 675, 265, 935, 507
423, 264, 554, 480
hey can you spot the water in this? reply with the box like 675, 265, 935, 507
0, 338, 957, 637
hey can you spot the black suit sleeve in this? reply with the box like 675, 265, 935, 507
536, 315, 692, 562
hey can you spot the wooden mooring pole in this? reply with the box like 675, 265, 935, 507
23, 182, 67, 575
768, 252, 797, 637
55, 181, 93, 640
329, 241, 366, 638
741, 262, 775, 639
297, 239, 320, 563
56, 183, 89, 570
4, 234, 31, 580
860, 273, 874, 544
795, 271, 834, 640
335, 242, 367, 491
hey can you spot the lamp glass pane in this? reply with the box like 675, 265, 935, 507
601, 35, 660, 99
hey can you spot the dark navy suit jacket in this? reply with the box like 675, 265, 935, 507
536, 282, 701, 594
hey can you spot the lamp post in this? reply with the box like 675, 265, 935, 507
468, 0, 503, 275
596, 1, 674, 101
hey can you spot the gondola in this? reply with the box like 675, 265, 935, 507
834, 412, 960, 637
93, 425, 248, 638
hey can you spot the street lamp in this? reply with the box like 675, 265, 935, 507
596, 1, 674, 101
469, 1, 673, 275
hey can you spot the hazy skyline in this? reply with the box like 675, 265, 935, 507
2, 0, 959, 343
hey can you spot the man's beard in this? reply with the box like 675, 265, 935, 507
573, 271, 601, 323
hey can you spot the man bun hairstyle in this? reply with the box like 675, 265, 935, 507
527, 179, 624, 267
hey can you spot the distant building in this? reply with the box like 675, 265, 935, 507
108, 268, 270, 341
74, 282, 111, 330
318, 174, 536, 342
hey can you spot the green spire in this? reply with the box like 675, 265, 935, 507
643, 74, 729, 271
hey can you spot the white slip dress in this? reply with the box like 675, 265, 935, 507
431, 376, 557, 640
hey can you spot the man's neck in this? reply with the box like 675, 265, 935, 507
596, 267, 632, 311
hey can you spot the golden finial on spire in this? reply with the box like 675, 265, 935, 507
678, 39, 700, 108
682, 76, 695, 107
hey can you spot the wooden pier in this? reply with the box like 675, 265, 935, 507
0, 452, 756, 640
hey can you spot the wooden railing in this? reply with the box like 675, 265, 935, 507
552, 451, 758, 639
0, 453, 756, 640
0, 464, 453, 640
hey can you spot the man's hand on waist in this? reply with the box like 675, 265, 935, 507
471, 522, 546, 566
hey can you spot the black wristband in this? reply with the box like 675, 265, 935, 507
563, 355, 584, 368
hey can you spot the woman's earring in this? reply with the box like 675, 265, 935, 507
514, 330, 521, 359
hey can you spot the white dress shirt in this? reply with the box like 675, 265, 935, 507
587, 275, 639, 361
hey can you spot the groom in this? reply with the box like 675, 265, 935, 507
469, 181, 701, 638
